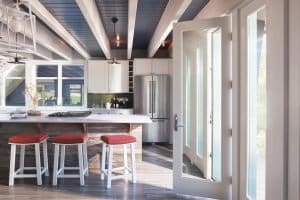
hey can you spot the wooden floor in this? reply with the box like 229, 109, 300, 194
0, 144, 208, 200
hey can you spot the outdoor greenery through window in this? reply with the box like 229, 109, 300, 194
36, 65, 84, 107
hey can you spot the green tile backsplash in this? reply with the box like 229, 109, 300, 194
88, 93, 133, 108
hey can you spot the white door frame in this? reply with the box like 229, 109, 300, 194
173, 17, 231, 199
233, 0, 288, 199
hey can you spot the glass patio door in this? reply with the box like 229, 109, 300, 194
173, 17, 231, 199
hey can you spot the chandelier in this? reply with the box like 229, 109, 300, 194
0, 0, 36, 55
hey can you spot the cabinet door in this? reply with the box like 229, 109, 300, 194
108, 61, 129, 93
88, 60, 108, 93
133, 59, 152, 75
152, 59, 169, 74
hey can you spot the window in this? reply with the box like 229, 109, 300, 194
62, 65, 84, 106
246, 7, 266, 200
36, 64, 84, 107
4, 65, 25, 106
36, 65, 58, 106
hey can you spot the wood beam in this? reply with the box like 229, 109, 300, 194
75, 0, 112, 59
127, 0, 138, 59
147, 0, 192, 57
27, 0, 90, 59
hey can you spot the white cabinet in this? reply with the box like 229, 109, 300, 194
88, 60, 129, 93
152, 59, 169, 74
88, 60, 108, 93
133, 59, 152, 75
108, 61, 129, 93
133, 58, 171, 75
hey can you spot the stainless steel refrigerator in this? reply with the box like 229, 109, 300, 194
134, 75, 169, 142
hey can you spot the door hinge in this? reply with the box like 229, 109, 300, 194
229, 176, 232, 184
229, 80, 233, 89
228, 32, 233, 41
229, 128, 232, 136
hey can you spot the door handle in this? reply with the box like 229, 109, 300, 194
174, 114, 184, 131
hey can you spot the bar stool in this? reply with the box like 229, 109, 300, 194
100, 134, 137, 188
8, 133, 49, 186
52, 133, 89, 186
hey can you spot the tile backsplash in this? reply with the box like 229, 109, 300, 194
88, 93, 133, 109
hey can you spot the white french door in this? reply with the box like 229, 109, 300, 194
240, 0, 267, 200
173, 17, 231, 199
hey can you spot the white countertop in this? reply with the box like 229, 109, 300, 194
0, 114, 152, 124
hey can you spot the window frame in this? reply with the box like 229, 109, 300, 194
0, 60, 87, 110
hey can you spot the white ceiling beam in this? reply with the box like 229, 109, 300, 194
27, 0, 90, 59
147, 0, 192, 57
33, 22, 73, 60
127, 0, 138, 59
75, 0, 112, 59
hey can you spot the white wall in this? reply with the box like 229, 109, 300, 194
289, 0, 300, 199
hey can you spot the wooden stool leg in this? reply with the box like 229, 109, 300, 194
83, 141, 89, 176
130, 143, 136, 183
60, 145, 65, 175
52, 144, 59, 186
9, 144, 16, 186
101, 143, 106, 180
107, 145, 113, 188
78, 144, 85, 186
123, 144, 128, 175
34, 143, 42, 185
19, 145, 25, 174
42, 141, 49, 176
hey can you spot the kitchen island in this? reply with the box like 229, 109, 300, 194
0, 114, 151, 168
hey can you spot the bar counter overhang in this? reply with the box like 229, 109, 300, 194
0, 114, 152, 169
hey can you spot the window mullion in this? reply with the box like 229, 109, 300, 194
58, 64, 62, 106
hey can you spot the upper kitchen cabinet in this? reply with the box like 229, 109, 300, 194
88, 60, 129, 93
108, 61, 129, 93
133, 59, 152, 75
152, 59, 169, 74
133, 58, 171, 75
88, 60, 108, 93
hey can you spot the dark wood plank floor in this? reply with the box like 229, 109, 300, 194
0, 144, 208, 200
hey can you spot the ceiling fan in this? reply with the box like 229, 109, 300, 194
7, 53, 25, 64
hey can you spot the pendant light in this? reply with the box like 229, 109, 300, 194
108, 17, 121, 64
9, 0, 24, 33
8, 34, 25, 64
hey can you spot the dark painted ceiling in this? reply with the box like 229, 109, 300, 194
39, 0, 104, 57
133, 0, 169, 49
95, 0, 128, 49
37, 0, 209, 58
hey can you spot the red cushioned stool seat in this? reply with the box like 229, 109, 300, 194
101, 135, 136, 145
8, 133, 48, 144
53, 133, 88, 144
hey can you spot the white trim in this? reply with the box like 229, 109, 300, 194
288, 0, 300, 199
0, 60, 88, 109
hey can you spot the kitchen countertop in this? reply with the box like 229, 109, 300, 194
0, 114, 152, 124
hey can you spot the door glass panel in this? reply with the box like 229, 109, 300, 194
247, 7, 266, 200
185, 55, 192, 148
211, 29, 222, 182
197, 47, 204, 157
182, 29, 222, 181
